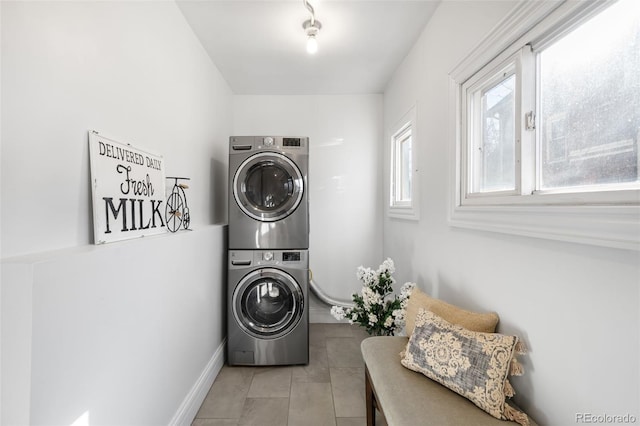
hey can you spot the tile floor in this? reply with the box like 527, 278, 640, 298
192, 323, 387, 426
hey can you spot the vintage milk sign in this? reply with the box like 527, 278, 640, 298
89, 131, 166, 244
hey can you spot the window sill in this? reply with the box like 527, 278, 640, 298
388, 206, 420, 221
448, 204, 640, 251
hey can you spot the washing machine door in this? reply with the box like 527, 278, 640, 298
233, 152, 304, 222
233, 268, 304, 339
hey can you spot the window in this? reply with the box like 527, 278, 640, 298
466, 60, 519, 194
450, 0, 640, 250
389, 107, 419, 220
537, 1, 640, 191
394, 125, 412, 204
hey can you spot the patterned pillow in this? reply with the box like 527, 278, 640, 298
404, 288, 499, 336
401, 309, 530, 426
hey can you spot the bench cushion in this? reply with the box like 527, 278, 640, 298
361, 336, 536, 426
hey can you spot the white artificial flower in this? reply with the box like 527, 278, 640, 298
384, 316, 394, 328
364, 269, 377, 287
400, 282, 416, 300
347, 258, 412, 335
362, 286, 382, 308
392, 308, 404, 320
377, 258, 395, 275
357, 266, 378, 287
331, 306, 346, 320
368, 313, 378, 325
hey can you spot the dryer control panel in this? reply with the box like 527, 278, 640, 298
229, 136, 308, 153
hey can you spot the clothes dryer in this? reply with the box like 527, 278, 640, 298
227, 249, 309, 366
228, 136, 309, 249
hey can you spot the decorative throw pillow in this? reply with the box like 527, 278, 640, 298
401, 309, 529, 426
404, 288, 499, 336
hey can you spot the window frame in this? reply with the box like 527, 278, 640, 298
389, 106, 420, 220
448, 0, 640, 250
461, 50, 527, 200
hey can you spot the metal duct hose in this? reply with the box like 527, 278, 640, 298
309, 270, 353, 308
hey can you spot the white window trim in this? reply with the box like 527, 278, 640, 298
448, 0, 640, 251
389, 106, 420, 220
461, 49, 527, 199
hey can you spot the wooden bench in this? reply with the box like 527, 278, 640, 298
361, 336, 537, 426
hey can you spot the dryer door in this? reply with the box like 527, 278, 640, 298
233, 268, 304, 339
233, 152, 304, 222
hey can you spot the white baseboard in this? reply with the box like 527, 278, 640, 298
169, 339, 226, 426
309, 306, 340, 323
309, 292, 341, 323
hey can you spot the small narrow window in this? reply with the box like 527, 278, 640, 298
395, 125, 412, 204
463, 53, 524, 200
471, 67, 517, 193
390, 107, 419, 220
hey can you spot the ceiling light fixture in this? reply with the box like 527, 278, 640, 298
302, 0, 322, 54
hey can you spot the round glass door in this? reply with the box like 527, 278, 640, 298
233, 268, 304, 339
233, 152, 304, 222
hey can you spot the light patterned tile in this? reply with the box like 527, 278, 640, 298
192, 419, 239, 426
352, 328, 372, 343
246, 367, 292, 398
195, 324, 375, 426
310, 323, 355, 348
330, 367, 365, 418
288, 382, 336, 426
292, 345, 330, 383
326, 337, 364, 368
291, 363, 331, 383
238, 398, 289, 426
196, 366, 255, 419
336, 418, 366, 426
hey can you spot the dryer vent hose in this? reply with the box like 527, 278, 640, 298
308, 269, 353, 308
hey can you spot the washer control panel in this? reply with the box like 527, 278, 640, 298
283, 252, 301, 262
263, 137, 274, 146
257, 250, 303, 265
228, 250, 308, 268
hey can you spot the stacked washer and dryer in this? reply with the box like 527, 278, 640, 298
227, 136, 310, 366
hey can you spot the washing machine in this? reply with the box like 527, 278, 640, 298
227, 249, 309, 366
228, 136, 309, 250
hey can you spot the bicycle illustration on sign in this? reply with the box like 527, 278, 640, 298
165, 176, 191, 232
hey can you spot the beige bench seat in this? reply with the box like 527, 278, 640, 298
361, 336, 537, 426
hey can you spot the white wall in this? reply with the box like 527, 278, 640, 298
383, 1, 640, 425
1, 0, 231, 258
233, 95, 384, 304
1, 1, 232, 424
3, 227, 227, 425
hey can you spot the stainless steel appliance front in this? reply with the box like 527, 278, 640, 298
227, 249, 309, 366
228, 136, 309, 250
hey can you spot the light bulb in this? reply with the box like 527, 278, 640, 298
306, 35, 318, 54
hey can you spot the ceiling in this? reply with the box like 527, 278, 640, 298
176, 0, 440, 95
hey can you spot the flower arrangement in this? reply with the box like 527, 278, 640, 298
331, 258, 415, 336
